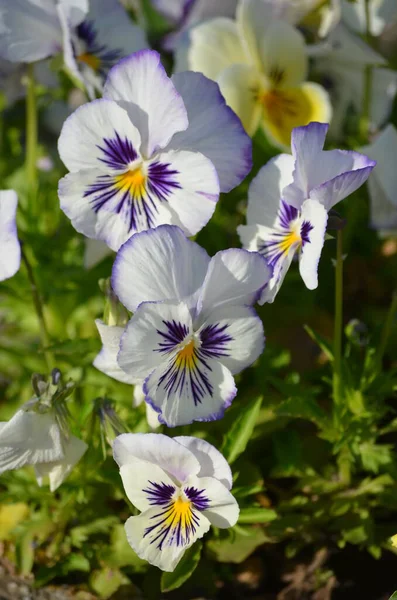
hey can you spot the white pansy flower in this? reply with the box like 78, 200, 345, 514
113, 433, 239, 571
0, 190, 21, 282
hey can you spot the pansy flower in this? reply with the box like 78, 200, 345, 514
0, 0, 88, 63
93, 319, 160, 428
58, 49, 251, 251
238, 122, 375, 302
187, 0, 332, 148
113, 433, 239, 571
61, 0, 148, 98
0, 190, 21, 282
0, 398, 87, 492
111, 225, 269, 427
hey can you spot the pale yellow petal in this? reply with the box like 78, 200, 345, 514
188, 18, 248, 81
236, 0, 275, 69
218, 64, 263, 136
260, 20, 308, 88
261, 81, 332, 150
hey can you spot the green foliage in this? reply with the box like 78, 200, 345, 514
161, 542, 202, 592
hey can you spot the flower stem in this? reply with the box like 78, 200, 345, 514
378, 292, 397, 369
25, 64, 38, 196
21, 248, 54, 370
359, 0, 373, 142
333, 230, 343, 405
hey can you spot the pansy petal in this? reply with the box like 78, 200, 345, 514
58, 99, 142, 173
260, 20, 307, 88
197, 248, 270, 317
124, 506, 210, 572
146, 404, 161, 429
245, 154, 295, 227
0, 409, 63, 474
298, 199, 328, 290
261, 83, 332, 151
360, 125, 397, 214
309, 153, 376, 211
111, 225, 210, 312
145, 357, 236, 427
113, 433, 200, 481
174, 437, 232, 489
119, 457, 176, 512
236, 0, 274, 69
0, 190, 20, 282
151, 149, 219, 236
258, 240, 295, 304
218, 64, 263, 136
35, 435, 87, 492
188, 18, 248, 81
169, 71, 252, 192
93, 320, 134, 384
198, 305, 264, 375
185, 475, 239, 528
104, 50, 188, 157
118, 300, 193, 383
84, 239, 112, 269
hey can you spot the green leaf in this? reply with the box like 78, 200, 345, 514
304, 325, 333, 361
274, 396, 328, 427
161, 541, 202, 592
90, 568, 130, 599
100, 525, 148, 571
238, 508, 277, 523
70, 516, 119, 548
221, 396, 262, 464
207, 526, 267, 563
388, 592, 397, 600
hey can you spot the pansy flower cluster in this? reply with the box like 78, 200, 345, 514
2, 0, 394, 579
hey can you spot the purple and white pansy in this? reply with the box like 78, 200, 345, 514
113, 432, 239, 571
238, 122, 376, 303
58, 49, 251, 252
0, 190, 21, 282
111, 225, 269, 427
60, 0, 148, 98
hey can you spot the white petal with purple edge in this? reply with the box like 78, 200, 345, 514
103, 50, 188, 157
245, 155, 295, 227
93, 320, 134, 384
113, 432, 201, 481
298, 199, 328, 290
174, 436, 233, 489
111, 225, 210, 312
199, 305, 264, 375
169, 71, 252, 193
118, 301, 193, 383
185, 475, 239, 527
144, 356, 236, 427
197, 248, 270, 318
0, 190, 20, 282
58, 99, 142, 173
152, 149, 219, 236
258, 237, 296, 304
124, 505, 210, 572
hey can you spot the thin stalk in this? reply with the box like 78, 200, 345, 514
378, 292, 397, 368
333, 230, 343, 405
22, 248, 54, 370
359, 0, 373, 142
25, 64, 38, 196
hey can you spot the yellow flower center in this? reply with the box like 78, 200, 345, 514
278, 228, 302, 255
114, 166, 147, 200
78, 52, 101, 71
175, 339, 196, 371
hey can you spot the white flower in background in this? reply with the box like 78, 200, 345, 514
314, 23, 397, 138
61, 0, 148, 98
111, 225, 269, 427
187, 0, 332, 149
0, 0, 88, 63
153, 0, 237, 50
0, 190, 21, 282
258, 0, 340, 37
113, 433, 239, 571
93, 319, 160, 429
341, 0, 397, 37
238, 122, 376, 302
0, 398, 87, 492
360, 125, 397, 235
58, 49, 251, 251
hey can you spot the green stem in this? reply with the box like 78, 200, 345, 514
25, 64, 38, 196
21, 248, 54, 370
333, 230, 343, 405
359, 0, 372, 142
378, 292, 397, 368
